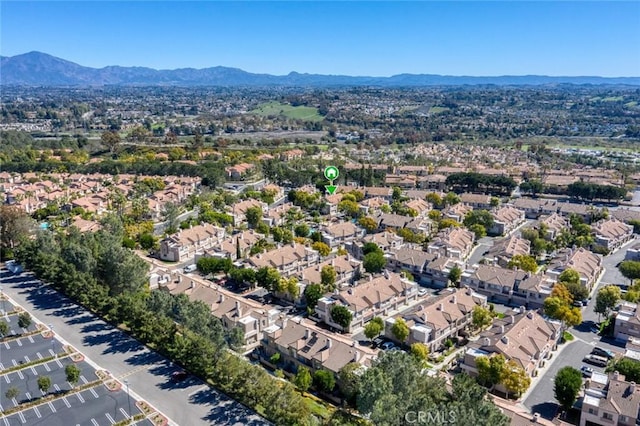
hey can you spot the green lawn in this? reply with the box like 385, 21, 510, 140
429, 106, 450, 114
602, 96, 624, 102
625, 101, 638, 108
251, 101, 324, 122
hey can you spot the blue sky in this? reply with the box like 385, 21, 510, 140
2, 1, 639, 77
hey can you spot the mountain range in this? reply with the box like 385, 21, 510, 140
2, 51, 639, 87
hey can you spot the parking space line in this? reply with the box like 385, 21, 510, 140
25, 392, 31, 401
17, 411, 25, 424
4, 342, 9, 350
17, 370, 23, 380
11, 359, 17, 367
62, 396, 71, 408
24, 356, 30, 363
55, 358, 63, 368
3, 416, 8, 426
30, 366, 38, 375
4, 375, 9, 384
90, 387, 99, 399
0, 362, 4, 369
33, 406, 42, 418
76, 392, 85, 403
44, 363, 50, 372
91, 418, 99, 426
54, 384, 60, 392
48, 349, 55, 357
120, 408, 129, 418
80, 375, 88, 384
16, 339, 22, 347
36, 352, 43, 360
48, 401, 56, 413
105, 413, 116, 425
28, 335, 34, 343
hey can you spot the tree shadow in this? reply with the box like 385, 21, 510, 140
81, 322, 114, 333
83, 331, 142, 355
529, 401, 558, 420
67, 314, 96, 325
124, 351, 164, 367
189, 388, 272, 425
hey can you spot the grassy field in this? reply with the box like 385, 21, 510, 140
429, 106, 450, 114
251, 101, 324, 122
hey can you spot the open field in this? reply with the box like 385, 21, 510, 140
251, 101, 324, 122
428, 106, 450, 114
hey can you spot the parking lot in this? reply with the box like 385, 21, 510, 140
0, 334, 62, 371
2, 383, 143, 426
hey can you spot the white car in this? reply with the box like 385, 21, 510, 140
418, 288, 428, 297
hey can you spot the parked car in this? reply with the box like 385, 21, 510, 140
592, 347, 615, 360
583, 355, 609, 367
580, 366, 594, 378
372, 336, 386, 349
171, 370, 189, 382
183, 264, 197, 273
380, 341, 396, 351
418, 288, 428, 297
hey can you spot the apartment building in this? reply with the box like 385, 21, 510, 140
443, 203, 473, 223
461, 310, 560, 379
230, 199, 267, 225
547, 247, 604, 293
614, 301, 640, 342
461, 264, 553, 309
247, 242, 320, 276
322, 222, 366, 249
592, 218, 634, 251
347, 231, 405, 259
459, 193, 492, 209
427, 227, 475, 260
296, 256, 361, 289
580, 371, 640, 426
387, 247, 438, 283
539, 213, 570, 240
486, 236, 530, 268
512, 198, 558, 219
159, 224, 226, 262
489, 205, 526, 236
314, 272, 418, 332
385, 287, 487, 352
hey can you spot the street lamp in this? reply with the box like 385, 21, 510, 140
124, 379, 131, 419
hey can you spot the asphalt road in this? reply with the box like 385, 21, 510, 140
1, 270, 270, 426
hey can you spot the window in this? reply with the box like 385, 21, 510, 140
602, 412, 613, 421
588, 408, 597, 415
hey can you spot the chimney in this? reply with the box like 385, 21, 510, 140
509, 315, 515, 324
354, 351, 361, 362
451, 295, 457, 304
190, 280, 195, 289
235, 300, 241, 316
501, 336, 509, 344
218, 294, 224, 303
532, 413, 540, 423
305, 329, 310, 339
526, 311, 534, 319
282, 318, 288, 329
438, 303, 443, 311
500, 325, 505, 334
331, 258, 335, 266
326, 339, 332, 349
614, 371, 620, 380
483, 337, 491, 346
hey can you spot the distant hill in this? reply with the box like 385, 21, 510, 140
2, 51, 639, 87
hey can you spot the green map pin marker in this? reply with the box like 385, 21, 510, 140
324, 166, 339, 182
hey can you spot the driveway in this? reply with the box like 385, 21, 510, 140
0, 270, 269, 426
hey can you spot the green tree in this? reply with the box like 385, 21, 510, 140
554, 366, 583, 411
426, 193, 443, 208
558, 268, 581, 286
364, 317, 384, 341
139, 233, 156, 250
476, 354, 506, 390
463, 210, 494, 230
313, 369, 336, 392
439, 218, 461, 230
620, 261, 640, 283
472, 305, 493, 330
4, 387, 18, 401
293, 366, 312, 393
331, 305, 353, 330
607, 358, 640, 382
358, 216, 378, 233
320, 265, 337, 290
294, 223, 310, 238
564, 281, 589, 303
338, 362, 361, 403
507, 254, 538, 273
37, 376, 52, 394
391, 318, 410, 343
256, 267, 281, 292
362, 242, 383, 256
469, 223, 487, 239
17, 312, 32, 329
161, 202, 180, 233
543, 297, 582, 326
100, 130, 121, 154
338, 200, 360, 218
0, 205, 34, 250
0, 321, 8, 338
304, 284, 324, 311
312, 241, 331, 257
245, 206, 263, 228
501, 359, 531, 399
363, 251, 386, 273
595, 285, 621, 319
410, 343, 429, 363
448, 265, 462, 287
65, 364, 81, 387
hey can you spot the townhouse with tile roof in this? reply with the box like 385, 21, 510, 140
489, 204, 526, 236
580, 371, 640, 426
461, 264, 554, 309
314, 271, 418, 332
461, 310, 560, 379
539, 213, 570, 240
163, 275, 282, 350
459, 193, 493, 209
592, 218, 634, 251
247, 242, 320, 276
546, 247, 604, 293
384, 287, 487, 352
443, 203, 473, 223
321, 221, 366, 249
259, 318, 374, 378
387, 247, 438, 283
427, 227, 475, 260
159, 223, 226, 262
613, 301, 640, 342
230, 199, 267, 225
511, 198, 558, 219
198, 230, 261, 261
346, 231, 405, 259
295, 256, 361, 289
486, 236, 531, 268
376, 213, 413, 231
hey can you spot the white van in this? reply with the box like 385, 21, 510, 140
183, 264, 197, 273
